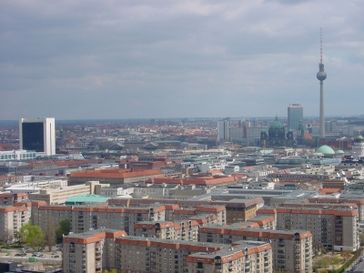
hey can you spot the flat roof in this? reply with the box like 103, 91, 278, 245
65, 194, 108, 204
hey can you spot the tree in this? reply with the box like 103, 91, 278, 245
56, 219, 71, 244
19, 223, 45, 251
103, 269, 117, 273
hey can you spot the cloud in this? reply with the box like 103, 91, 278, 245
0, 0, 364, 119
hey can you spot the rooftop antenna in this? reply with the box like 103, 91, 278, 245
320, 27, 323, 64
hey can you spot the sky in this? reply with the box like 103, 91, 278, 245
1, 0, 364, 120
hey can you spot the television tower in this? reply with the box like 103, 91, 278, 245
316, 28, 327, 138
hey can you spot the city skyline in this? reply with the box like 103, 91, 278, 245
1, 0, 364, 120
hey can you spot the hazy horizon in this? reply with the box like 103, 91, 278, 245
1, 0, 364, 119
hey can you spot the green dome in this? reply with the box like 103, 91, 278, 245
270, 119, 284, 129
336, 150, 345, 155
355, 135, 364, 142
317, 145, 335, 156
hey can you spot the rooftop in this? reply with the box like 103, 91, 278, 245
65, 194, 108, 205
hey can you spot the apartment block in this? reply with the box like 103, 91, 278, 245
31, 202, 166, 235
308, 195, 364, 221
186, 241, 272, 273
170, 205, 226, 225
63, 229, 127, 273
134, 219, 199, 241
115, 236, 273, 273
0, 192, 28, 205
108, 197, 263, 223
199, 225, 312, 273
247, 215, 276, 229
260, 203, 360, 252
0, 203, 31, 242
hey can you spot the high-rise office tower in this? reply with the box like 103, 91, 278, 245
316, 29, 327, 138
19, 117, 56, 156
217, 119, 230, 143
287, 104, 303, 131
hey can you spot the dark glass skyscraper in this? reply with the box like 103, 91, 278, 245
21, 121, 44, 152
19, 118, 56, 155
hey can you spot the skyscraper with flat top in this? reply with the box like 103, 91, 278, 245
287, 104, 303, 132
19, 117, 56, 156
217, 118, 230, 143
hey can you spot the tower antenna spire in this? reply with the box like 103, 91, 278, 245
316, 28, 327, 139
320, 27, 323, 64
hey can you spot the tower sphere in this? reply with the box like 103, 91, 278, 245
316, 71, 327, 81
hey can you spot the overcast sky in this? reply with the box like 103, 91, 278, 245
1, 0, 364, 120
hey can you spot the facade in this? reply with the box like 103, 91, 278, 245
19, 117, 56, 156
116, 236, 273, 273
68, 168, 163, 185
245, 124, 268, 146
217, 119, 230, 143
149, 176, 237, 187
308, 195, 364, 222
0, 150, 38, 161
186, 240, 273, 273
29, 181, 99, 204
0, 192, 28, 205
63, 229, 127, 273
260, 203, 360, 252
32, 203, 166, 235
0, 203, 31, 242
199, 225, 312, 273
32, 202, 225, 236
134, 220, 199, 241
108, 197, 263, 223
229, 127, 245, 143
63, 230, 273, 273
352, 135, 364, 158
288, 104, 303, 132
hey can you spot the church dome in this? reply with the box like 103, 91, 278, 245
354, 135, 364, 143
270, 119, 284, 129
317, 145, 335, 157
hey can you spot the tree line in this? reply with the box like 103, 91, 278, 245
18, 219, 71, 251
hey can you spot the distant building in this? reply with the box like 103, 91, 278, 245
28, 181, 100, 204
68, 168, 163, 186
265, 118, 286, 147
19, 117, 56, 156
287, 104, 303, 132
149, 175, 237, 187
109, 197, 263, 224
245, 123, 268, 146
352, 135, 364, 158
0, 150, 38, 161
229, 127, 245, 143
217, 119, 230, 143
